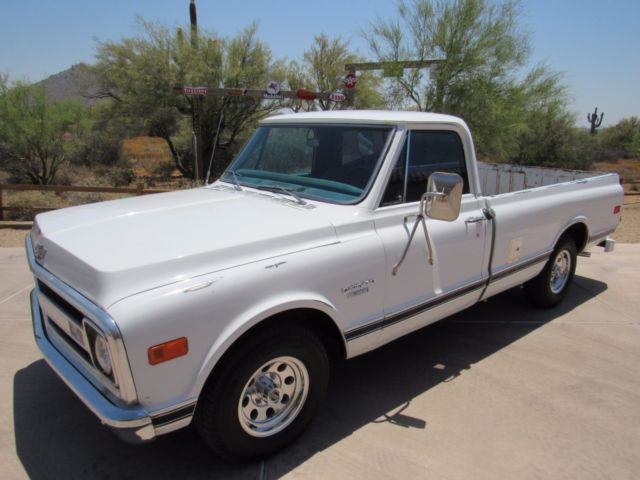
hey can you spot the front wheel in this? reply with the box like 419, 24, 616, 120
524, 237, 577, 308
194, 326, 329, 461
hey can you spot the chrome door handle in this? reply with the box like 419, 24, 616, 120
465, 216, 486, 224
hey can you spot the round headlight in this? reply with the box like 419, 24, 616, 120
94, 335, 113, 376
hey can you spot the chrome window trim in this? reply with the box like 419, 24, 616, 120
26, 235, 139, 405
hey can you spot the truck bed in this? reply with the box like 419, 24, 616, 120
478, 162, 610, 196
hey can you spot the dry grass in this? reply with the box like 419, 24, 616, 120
0, 229, 27, 247
0, 176, 197, 222
1, 190, 131, 221
0, 166, 136, 221
595, 159, 640, 192
122, 136, 174, 176
611, 195, 640, 243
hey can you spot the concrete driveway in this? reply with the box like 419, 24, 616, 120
1, 245, 639, 479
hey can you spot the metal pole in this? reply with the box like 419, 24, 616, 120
192, 130, 199, 182
205, 113, 224, 185
191, 96, 203, 181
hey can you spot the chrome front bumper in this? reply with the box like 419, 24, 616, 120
30, 288, 156, 443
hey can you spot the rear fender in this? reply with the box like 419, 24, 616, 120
553, 217, 589, 252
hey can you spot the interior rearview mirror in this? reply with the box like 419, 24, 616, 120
424, 172, 463, 221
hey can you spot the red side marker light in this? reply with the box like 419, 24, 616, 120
148, 337, 189, 365
613, 205, 621, 214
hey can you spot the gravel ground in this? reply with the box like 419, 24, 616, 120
0, 229, 27, 248
1, 198, 639, 248
613, 197, 640, 243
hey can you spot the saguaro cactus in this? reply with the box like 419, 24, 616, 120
190, 0, 198, 49
176, 27, 185, 48
587, 107, 604, 135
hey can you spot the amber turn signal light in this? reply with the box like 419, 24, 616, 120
148, 337, 188, 365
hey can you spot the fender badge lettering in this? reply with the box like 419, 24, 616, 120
342, 279, 374, 298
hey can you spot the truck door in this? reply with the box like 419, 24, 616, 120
372, 128, 487, 345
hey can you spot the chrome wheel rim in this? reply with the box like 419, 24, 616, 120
550, 249, 571, 294
238, 356, 309, 437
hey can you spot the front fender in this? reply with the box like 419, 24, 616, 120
108, 260, 348, 414
109, 230, 384, 415
191, 293, 342, 398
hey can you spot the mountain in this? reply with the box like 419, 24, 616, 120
37, 64, 103, 106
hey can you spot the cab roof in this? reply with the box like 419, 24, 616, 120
261, 109, 467, 127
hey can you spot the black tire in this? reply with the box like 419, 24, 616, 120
524, 237, 577, 308
194, 325, 329, 462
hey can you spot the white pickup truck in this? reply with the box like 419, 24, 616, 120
27, 111, 622, 460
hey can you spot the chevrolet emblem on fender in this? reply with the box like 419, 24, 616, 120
34, 243, 47, 263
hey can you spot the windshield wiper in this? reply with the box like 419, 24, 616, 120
223, 170, 243, 191
256, 185, 307, 205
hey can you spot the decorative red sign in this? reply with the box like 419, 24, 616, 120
183, 86, 209, 95
296, 89, 317, 101
344, 72, 357, 89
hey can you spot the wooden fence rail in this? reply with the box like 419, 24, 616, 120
2, 182, 639, 222
0, 183, 170, 221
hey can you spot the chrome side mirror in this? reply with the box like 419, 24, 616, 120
424, 172, 463, 221
393, 171, 464, 275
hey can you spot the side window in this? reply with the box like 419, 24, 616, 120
380, 130, 469, 206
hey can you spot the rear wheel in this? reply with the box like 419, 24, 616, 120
194, 326, 329, 461
524, 237, 577, 308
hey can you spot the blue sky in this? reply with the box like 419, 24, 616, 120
1, 0, 638, 126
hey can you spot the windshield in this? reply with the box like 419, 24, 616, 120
222, 124, 394, 204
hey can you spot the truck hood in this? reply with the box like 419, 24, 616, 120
32, 185, 338, 308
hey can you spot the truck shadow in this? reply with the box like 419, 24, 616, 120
14, 275, 606, 480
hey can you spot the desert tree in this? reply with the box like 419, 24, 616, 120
93, 19, 283, 179
364, 0, 573, 163
365, 0, 529, 110
301, 34, 383, 111
597, 117, 640, 160
0, 83, 87, 184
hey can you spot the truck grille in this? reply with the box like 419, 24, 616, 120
36, 278, 118, 388
38, 280, 83, 322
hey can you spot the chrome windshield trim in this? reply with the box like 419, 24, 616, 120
26, 235, 139, 404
